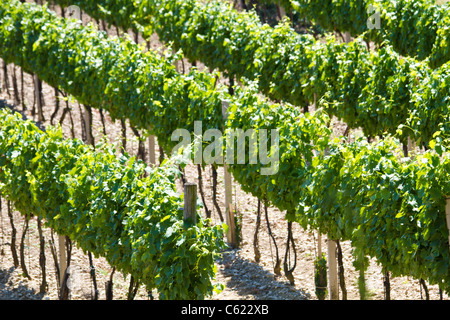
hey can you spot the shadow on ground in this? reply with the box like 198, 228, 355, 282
216, 249, 311, 300
0, 266, 46, 300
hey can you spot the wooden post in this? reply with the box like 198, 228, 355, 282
224, 169, 236, 247
33, 74, 44, 123
2, 60, 10, 96
317, 232, 322, 257
446, 198, 450, 253
183, 183, 197, 224
148, 132, 156, 166
344, 31, 352, 43
222, 100, 237, 248
407, 137, 416, 156
279, 3, 286, 19
83, 105, 94, 146
327, 237, 339, 300
58, 235, 67, 288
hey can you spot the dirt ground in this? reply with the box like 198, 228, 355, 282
0, 2, 448, 301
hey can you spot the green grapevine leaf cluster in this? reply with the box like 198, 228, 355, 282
0, 108, 225, 300
45, 0, 450, 148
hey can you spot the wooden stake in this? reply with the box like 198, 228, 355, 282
327, 237, 339, 300
12, 65, 20, 106
21, 68, 25, 112
446, 198, 450, 253
148, 132, 156, 166
83, 105, 94, 146
2, 60, 10, 96
344, 31, 352, 43
33, 74, 44, 123
183, 183, 197, 224
58, 235, 67, 289
222, 100, 237, 248
407, 137, 416, 156
278, 2, 286, 19
317, 232, 322, 257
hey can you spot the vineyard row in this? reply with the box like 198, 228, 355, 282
45, 0, 450, 150
266, 0, 450, 69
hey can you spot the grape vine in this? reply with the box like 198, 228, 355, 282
0, 108, 225, 299
45, 0, 450, 149
289, 0, 450, 69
